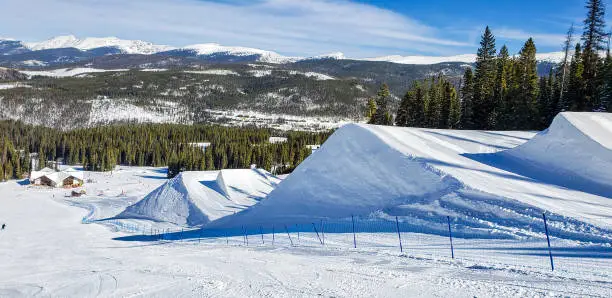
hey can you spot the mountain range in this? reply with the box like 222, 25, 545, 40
0, 35, 566, 68
0, 35, 563, 132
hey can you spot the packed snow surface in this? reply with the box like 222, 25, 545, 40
120, 169, 280, 226
0, 166, 610, 297
218, 113, 612, 242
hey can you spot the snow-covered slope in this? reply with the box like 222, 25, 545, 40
182, 43, 299, 64
215, 113, 612, 241
119, 169, 280, 226
24, 35, 175, 54
500, 112, 612, 197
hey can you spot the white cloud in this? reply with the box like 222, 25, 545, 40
1, 0, 474, 57
496, 28, 566, 47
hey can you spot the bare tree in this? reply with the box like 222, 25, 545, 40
559, 24, 575, 111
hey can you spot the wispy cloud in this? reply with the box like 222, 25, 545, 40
496, 28, 566, 48
1, 0, 474, 57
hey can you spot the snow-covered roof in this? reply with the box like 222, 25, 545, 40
30, 168, 84, 183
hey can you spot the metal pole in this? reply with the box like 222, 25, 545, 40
285, 225, 294, 246
260, 226, 265, 244
543, 213, 555, 271
395, 216, 403, 253
272, 225, 275, 246
351, 215, 357, 248
312, 223, 323, 245
321, 219, 325, 245
447, 216, 454, 259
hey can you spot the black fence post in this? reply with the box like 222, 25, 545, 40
395, 216, 403, 253
447, 216, 454, 259
321, 219, 325, 245
312, 223, 323, 245
260, 226, 265, 244
351, 215, 357, 248
285, 225, 294, 246
542, 213, 554, 271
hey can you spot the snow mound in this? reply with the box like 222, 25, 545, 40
500, 112, 612, 196
119, 169, 280, 226
215, 114, 612, 241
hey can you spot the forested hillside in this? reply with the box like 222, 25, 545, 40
0, 120, 331, 180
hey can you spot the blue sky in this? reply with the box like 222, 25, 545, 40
1, 0, 610, 57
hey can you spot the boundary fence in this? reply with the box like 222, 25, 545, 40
105, 213, 612, 273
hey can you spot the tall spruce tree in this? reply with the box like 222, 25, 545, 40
515, 38, 539, 129
425, 77, 442, 128
460, 68, 475, 129
439, 80, 453, 128
581, 0, 607, 111
473, 26, 498, 129
566, 43, 586, 110
448, 85, 462, 129
371, 84, 393, 125
493, 45, 511, 129
396, 81, 426, 127
365, 98, 377, 122
602, 34, 612, 111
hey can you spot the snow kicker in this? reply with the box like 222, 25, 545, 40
213, 113, 612, 242
119, 169, 280, 226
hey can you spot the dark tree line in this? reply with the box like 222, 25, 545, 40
369, 0, 611, 130
0, 120, 331, 180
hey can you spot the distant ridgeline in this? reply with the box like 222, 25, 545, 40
0, 120, 332, 180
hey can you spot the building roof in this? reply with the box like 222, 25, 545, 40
30, 168, 84, 184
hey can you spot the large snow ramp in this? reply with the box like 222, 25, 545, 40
119, 169, 280, 226
498, 112, 612, 197
213, 113, 612, 241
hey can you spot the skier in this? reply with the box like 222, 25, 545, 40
1, 223, 5, 230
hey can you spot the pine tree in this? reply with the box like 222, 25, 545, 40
365, 98, 377, 123
425, 78, 442, 128
371, 84, 393, 125
566, 43, 586, 110
439, 81, 453, 128
473, 26, 497, 129
581, 0, 607, 111
602, 35, 612, 111
493, 45, 511, 129
537, 75, 551, 129
460, 68, 475, 129
448, 85, 461, 129
515, 38, 539, 129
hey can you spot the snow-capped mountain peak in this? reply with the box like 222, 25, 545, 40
181, 43, 299, 63
24, 35, 175, 54
311, 52, 346, 60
